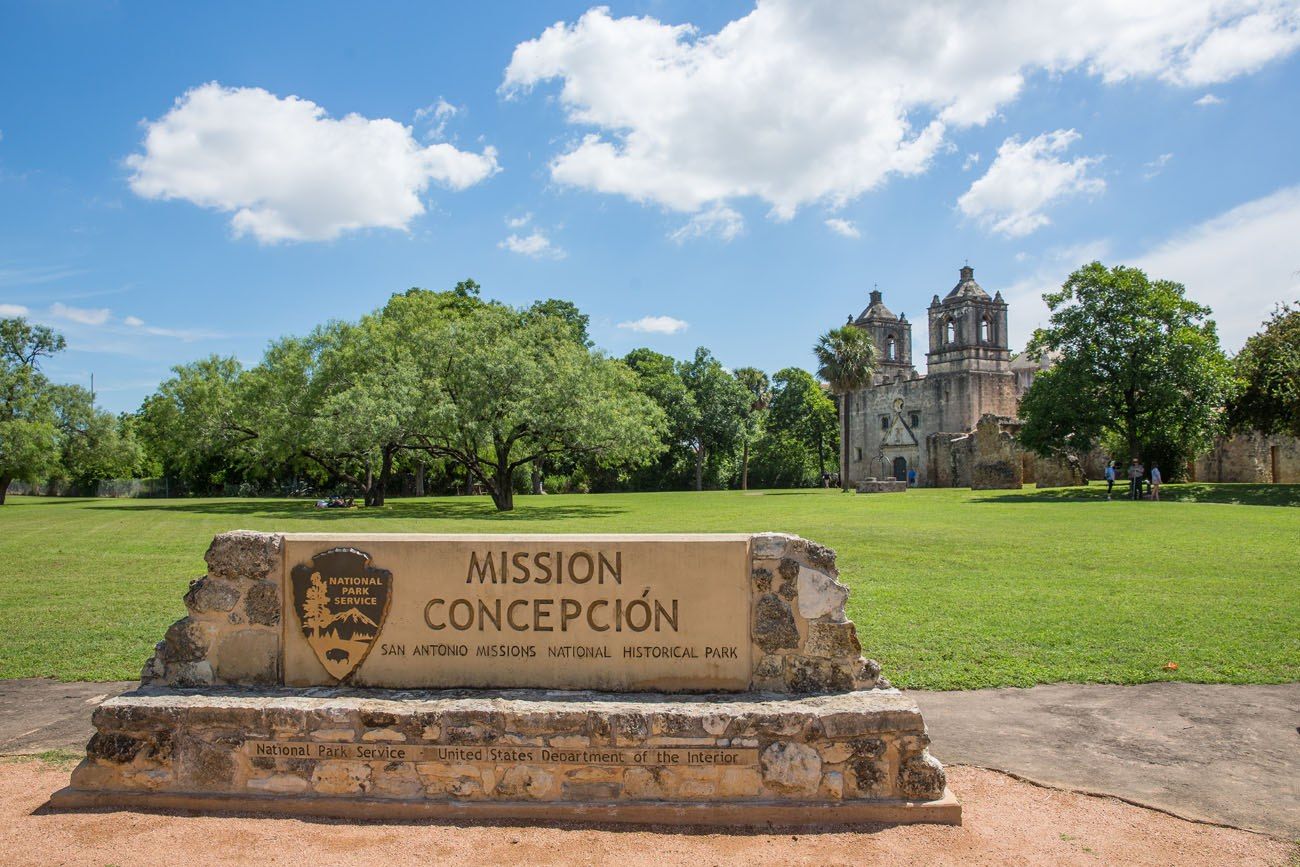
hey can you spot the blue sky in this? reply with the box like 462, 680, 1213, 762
2, 0, 1299, 413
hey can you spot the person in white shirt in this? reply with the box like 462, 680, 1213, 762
1150, 464, 1162, 501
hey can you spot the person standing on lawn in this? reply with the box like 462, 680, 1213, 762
1150, 464, 1162, 501
1105, 461, 1116, 499
1129, 458, 1144, 500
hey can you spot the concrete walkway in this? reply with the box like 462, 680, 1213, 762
3, 679, 1296, 837
917, 682, 1300, 838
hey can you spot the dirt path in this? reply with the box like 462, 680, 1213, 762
4, 762, 1291, 866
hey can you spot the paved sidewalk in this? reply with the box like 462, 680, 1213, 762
3, 678, 1296, 837
917, 682, 1300, 837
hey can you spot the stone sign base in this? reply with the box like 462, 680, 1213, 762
52, 686, 959, 828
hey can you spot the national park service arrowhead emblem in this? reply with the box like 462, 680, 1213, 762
290, 548, 392, 681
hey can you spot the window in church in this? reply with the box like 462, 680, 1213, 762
980, 317, 991, 343
910, 412, 920, 428
886, 334, 896, 360
944, 318, 956, 345
881, 415, 890, 431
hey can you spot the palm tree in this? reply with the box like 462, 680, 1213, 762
733, 367, 771, 490
814, 325, 877, 491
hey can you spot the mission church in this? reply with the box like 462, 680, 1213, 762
841, 265, 1048, 488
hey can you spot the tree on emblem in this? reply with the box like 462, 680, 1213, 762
302, 572, 331, 638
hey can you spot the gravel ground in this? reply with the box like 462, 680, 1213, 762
3, 762, 1292, 866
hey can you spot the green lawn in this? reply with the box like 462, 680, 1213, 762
1, 485, 1297, 689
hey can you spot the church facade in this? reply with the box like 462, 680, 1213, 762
842, 265, 1022, 487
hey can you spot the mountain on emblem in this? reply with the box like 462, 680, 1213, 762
289, 548, 392, 681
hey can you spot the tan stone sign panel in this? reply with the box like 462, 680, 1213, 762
281, 534, 753, 691
244, 741, 757, 768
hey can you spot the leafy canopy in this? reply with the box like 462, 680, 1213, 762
1229, 302, 1300, 437
1019, 262, 1236, 471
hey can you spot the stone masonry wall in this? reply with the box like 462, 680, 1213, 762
144, 531, 888, 696
1193, 431, 1300, 483
71, 690, 947, 805
143, 531, 283, 688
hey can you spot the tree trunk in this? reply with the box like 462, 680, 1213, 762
369, 447, 394, 507
464, 464, 474, 495
0, 476, 10, 505
531, 459, 545, 495
741, 441, 750, 490
693, 445, 705, 491
840, 394, 851, 491
363, 463, 376, 507
491, 465, 515, 511
414, 463, 425, 497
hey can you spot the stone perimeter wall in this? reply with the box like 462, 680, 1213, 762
144, 531, 887, 695
71, 690, 946, 805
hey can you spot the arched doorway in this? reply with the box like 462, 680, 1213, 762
892, 456, 908, 482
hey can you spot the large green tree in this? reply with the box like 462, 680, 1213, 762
761, 366, 839, 484
814, 325, 877, 490
414, 304, 666, 511
137, 355, 254, 493
679, 347, 751, 492
1229, 302, 1300, 437
1019, 262, 1236, 474
623, 348, 697, 490
733, 366, 770, 490
0, 318, 64, 503
53, 389, 144, 488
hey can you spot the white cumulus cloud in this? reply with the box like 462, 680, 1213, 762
1195, 92, 1226, 105
618, 315, 689, 335
127, 83, 499, 243
502, 1, 1299, 220
49, 302, 111, 326
499, 230, 566, 260
0, 303, 30, 317
506, 212, 533, 228
668, 205, 744, 244
1002, 185, 1300, 351
958, 130, 1105, 237
1135, 184, 1300, 349
824, 218, 861, 238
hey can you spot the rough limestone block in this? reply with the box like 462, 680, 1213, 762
205, 531, 282, 582
760, 741, 822, 795
752, 594, 800, 652
313, 761, 371, 795
183, 576, 240, 614
164, 617, 215, 664
248, 774, 310, 794
796, 566, 850, 621
899, 752, 947, 801
804, 620, 863, 659
243, 581, 280, 626
750, 533, 792, 560
214, 630, 278, 685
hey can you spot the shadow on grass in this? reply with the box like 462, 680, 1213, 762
86, 498, 628, 522
972, 483, 1300, 507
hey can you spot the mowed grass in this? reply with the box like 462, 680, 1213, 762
1, 485, 1297, 689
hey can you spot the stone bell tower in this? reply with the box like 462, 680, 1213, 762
923, 265, 1017, 435
926, 265, 1011, 375
852, 288, 916, 385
